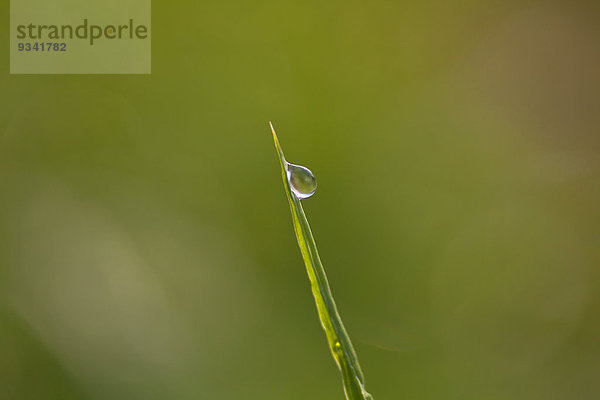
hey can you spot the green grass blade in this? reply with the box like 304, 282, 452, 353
270, 122, 374, 400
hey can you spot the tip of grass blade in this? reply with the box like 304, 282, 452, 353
269, 121, 276, 142
269, 121, 286, 163
269, 121, 278, 145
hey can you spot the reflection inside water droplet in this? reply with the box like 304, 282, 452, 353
286, 162, 317, 199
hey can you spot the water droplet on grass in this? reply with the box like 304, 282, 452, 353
286, 162, 317, 199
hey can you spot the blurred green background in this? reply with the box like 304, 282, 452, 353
1, 1, 600, 399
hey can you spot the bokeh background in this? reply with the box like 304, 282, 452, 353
1, 1, 600, 399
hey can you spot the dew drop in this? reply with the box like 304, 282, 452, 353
286, 162, 317, 199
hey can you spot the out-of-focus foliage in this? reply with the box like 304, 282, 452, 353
1, 1, 599, 399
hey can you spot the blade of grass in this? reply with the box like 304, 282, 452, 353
270, 122, 374, 400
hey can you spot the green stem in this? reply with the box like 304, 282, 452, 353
270, 122, 373, 400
